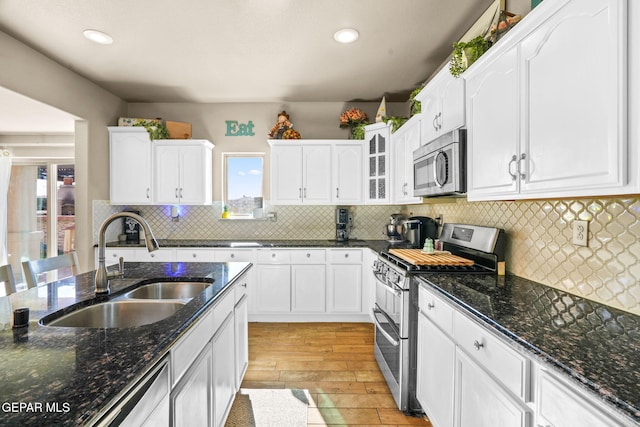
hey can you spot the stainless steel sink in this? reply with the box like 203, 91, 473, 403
124, 281, 211, 300
43, 300, 186, 328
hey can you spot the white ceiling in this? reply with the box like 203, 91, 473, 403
0, 0, 494, 133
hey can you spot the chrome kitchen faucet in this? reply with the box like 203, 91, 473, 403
95, 212, 159, 294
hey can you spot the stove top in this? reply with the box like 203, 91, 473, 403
379, 251, 493, 273
379, 223, 507, 275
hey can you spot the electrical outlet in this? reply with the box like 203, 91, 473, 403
572, 220, 588, 246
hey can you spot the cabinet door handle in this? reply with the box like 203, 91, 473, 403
230, 253, 235, 258
344, 253, 349, 258
518, 153, 527, 180
306, 253, 311, 258
299, 188, 302, 199
175, 188, 179, 198
146, 188, 150, 199
179, 188, 183, 198
473, 340, 484, 351
272, 253, 276, 258
242, 283, 247, 288
427, 302, 435, 310
150, 253, 155, 258
192, 253, 197, 258
336, 187, 339, 198
432, 115, 438, 131
438, 112, 442, 130
508, 155, 518, 181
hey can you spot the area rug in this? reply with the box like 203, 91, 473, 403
225, 388, 310, 427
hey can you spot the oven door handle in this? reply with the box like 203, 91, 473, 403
372, 304, 400, 347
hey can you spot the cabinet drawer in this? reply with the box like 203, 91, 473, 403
234, 273, 248, 303
175, 248, 215, 262
453, 310, 529, 400
257, 249, 291, 264
134, 249, 175, 262
171, 308, 215, 386
328, 249, 362, 263
418, 283, 454, 336
213, 287, 235, 333
290, 249, 326, 264
214, 249, 255, 263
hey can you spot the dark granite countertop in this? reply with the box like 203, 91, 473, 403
414, 273, 640, 424
0, 261, 251, 426
104, 238, 395, 253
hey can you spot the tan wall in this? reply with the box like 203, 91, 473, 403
0, 31, 127, 271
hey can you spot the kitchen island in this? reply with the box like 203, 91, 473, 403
0, 261, 251, 426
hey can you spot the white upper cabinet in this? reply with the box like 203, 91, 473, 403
153, 140, 213, 205
270, 142, 332, 205
109, 127, 153, 205
269, 140, 362, 205
391, 115, 422, 204
332, 143, 364, 204
109, 127, 213, 206
363, 123, 392, 204
518, 0, 626, 195
466, 0, 630, 201
416, 67, 465, 145
466, 46, 520, 199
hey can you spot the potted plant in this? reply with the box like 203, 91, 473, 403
133, 119, 170, 140
449, 36, 491, 78
409, 84, 425, 116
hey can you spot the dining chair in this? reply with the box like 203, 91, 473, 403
22, 252, 79, 289
0, 264, 17, 296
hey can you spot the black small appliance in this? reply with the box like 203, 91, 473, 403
403, 216, 438, 248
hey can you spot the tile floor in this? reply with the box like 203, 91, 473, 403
241, 322, 432, 426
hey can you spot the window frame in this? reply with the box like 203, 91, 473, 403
222, 152, 265, 219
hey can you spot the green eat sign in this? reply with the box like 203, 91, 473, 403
225, 120, 255, 136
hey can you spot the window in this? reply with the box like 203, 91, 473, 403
223, 153, 264, 218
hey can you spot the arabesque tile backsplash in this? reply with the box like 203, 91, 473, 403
94, 197, 640, 315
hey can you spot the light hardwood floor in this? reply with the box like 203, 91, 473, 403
241, 322, 432, 427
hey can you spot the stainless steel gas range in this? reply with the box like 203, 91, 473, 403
371, 223, 506, 415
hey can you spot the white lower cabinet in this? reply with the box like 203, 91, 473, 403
234, 293, 249, 389
291, 264, 326, 312
416, 309, 455, 427
416, 281, 531, 427
455, 349, 531, 427
171, 342, 213, 427
255, 264, 291, 312
327, 249, 363, 314
253, 248, 366, 320
169, 272, 248, 427
211, 313, 236, 427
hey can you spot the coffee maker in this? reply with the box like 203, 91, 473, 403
335, 207, 352, 241
403, 216, 439, 248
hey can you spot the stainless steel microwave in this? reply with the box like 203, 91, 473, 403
412, 129, 466, 197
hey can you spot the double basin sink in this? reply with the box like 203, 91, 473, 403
41, 281, 212, 329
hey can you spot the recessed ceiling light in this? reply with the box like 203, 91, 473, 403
83, 29, 113, 45
333, 28, 359, 44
